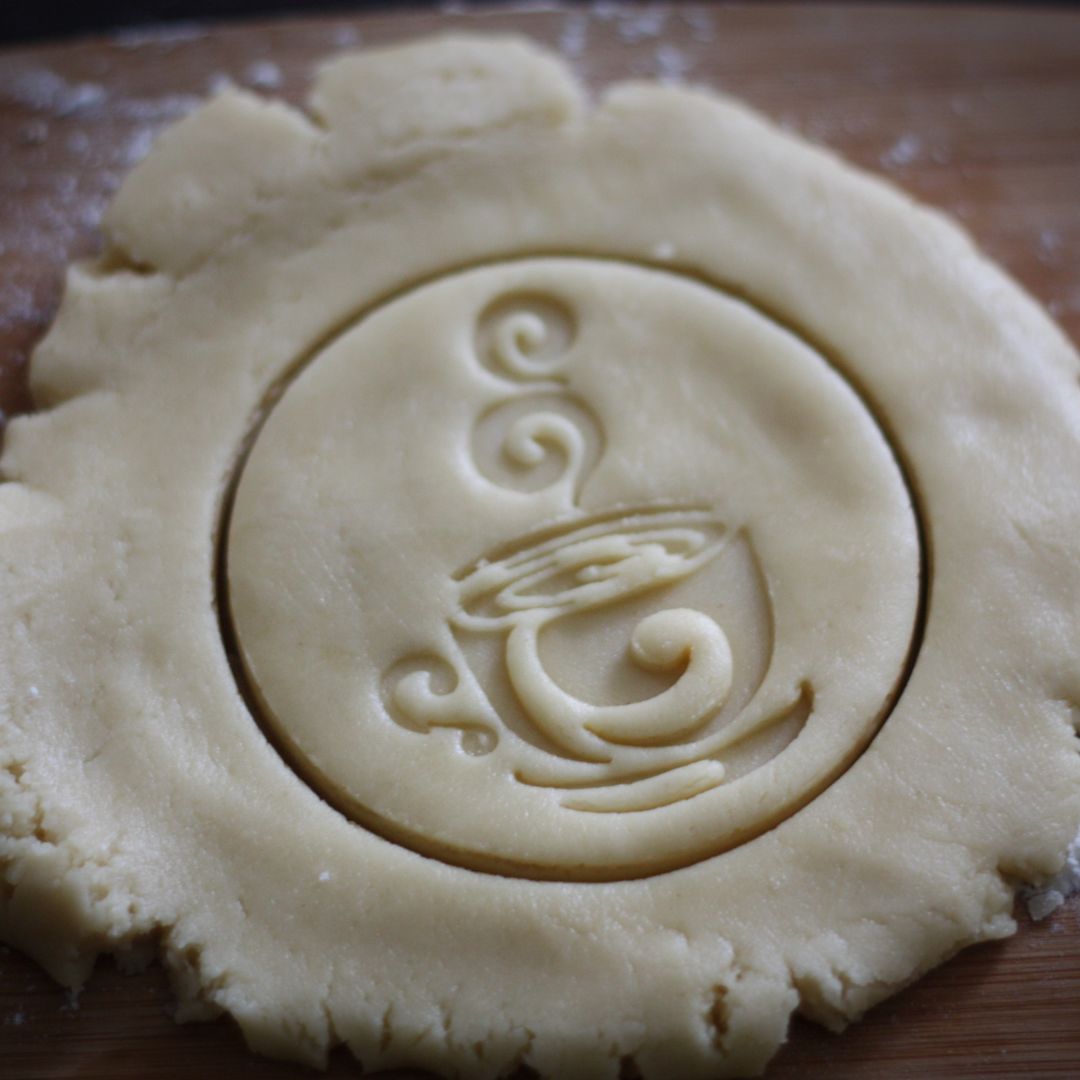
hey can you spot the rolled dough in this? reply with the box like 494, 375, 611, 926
1, 34, 1078, 1079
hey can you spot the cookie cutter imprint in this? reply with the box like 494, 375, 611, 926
2, 35, 1079, 1079
226, 255, 924, 884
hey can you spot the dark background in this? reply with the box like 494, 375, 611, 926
4, 0, 1080, 48
3, 1, 419, 45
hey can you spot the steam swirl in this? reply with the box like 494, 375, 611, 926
493, 311, 565, 380
481, 297, 574, 382
471, 393, 601, 502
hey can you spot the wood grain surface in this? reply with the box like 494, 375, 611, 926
1, 4, 1079, 1077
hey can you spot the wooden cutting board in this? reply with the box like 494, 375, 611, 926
1, 4, 1078, 1077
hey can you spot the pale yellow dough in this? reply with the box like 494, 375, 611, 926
2, 34, 1079, 1079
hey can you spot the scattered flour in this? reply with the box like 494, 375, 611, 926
121, 126, 159, 169
654, 43, 691, 85
65, 130, 90, 155
0, 68, 106, 117
590, 1, 621, 22
245, 60, 283, 91
1036, 227, 1064, 266
330, 25, 362, 49
19, 120, 49, 146
0, 285, 40, 333
559, 11, 589, 60
615, 5, 669, 43
1045, 289, 1080, 319
1024, 827, 1080, 920
112, 94, 201, 123
57, 83, 106, 116
0, 62, 200, 347
680, 8, 715, 43
110, 22, 207, 49
880, 133, 922, 169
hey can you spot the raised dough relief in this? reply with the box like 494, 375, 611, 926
225, 258, 921, 879
387, 295, 807, 811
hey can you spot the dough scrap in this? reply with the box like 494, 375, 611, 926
2, 34, 1080, 1078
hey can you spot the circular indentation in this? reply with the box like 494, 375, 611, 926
225, 258, 922, 880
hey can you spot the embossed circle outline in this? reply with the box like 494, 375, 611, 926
215, 256, 929, 882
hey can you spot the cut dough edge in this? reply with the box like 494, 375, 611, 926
0, 32, 1078, 1080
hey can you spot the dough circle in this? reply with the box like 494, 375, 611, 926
227, 257, 920, 880
2, 34, 1079, 1080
